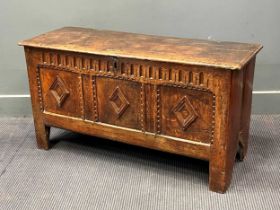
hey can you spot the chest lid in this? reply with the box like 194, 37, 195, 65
18, 27, 262, 70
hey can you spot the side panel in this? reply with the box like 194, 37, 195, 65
238, 57, 256, 159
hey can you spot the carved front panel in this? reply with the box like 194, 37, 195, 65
96, 77, 142, 130
37, 50, 216, 143
160, 85, 214, 143
40, 68, 82, 118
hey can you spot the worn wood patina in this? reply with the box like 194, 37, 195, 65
19, 27, 262, 193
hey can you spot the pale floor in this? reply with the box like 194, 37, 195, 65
0, 115, 279, 210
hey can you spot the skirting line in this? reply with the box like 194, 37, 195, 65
0, 90, 280, 98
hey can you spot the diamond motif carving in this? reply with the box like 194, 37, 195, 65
109, 86, 130, 118
172, 96, 198, 130
49, 76, 70, 107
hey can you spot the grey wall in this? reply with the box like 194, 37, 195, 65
1, 0, 279, 116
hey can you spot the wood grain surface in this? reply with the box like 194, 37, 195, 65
19, 27, 262, 70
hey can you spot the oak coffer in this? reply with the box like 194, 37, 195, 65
18, 27, 262, 193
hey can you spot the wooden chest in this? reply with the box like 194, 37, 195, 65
19, 27, 262, 193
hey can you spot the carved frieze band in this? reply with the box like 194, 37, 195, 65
40, 51, 210, 89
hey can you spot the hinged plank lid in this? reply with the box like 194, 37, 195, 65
18, 27, 262, 70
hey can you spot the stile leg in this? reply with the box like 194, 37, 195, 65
209, 150, 236, 193
209, 70, 244, 193
34, 120, 50, 150
24, 47, 51, 150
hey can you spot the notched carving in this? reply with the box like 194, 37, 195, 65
39, 51, 210, 88
172, 96, 198, 130
49, 76, 70, 107
109, 86, 130, 118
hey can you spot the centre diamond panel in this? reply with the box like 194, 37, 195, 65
172, 96, 198, 130
49, 75, 70, 108
109, 86, 130, 118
